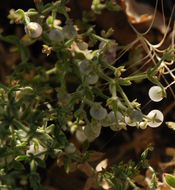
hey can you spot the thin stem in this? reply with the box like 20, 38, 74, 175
126, 177, 140, 190
165, 80, 175, 90
34, 67, 57, 80
46, 67, 57, 75
26, 11, 39, 17
91, 34, 109, 43
110, 81, 117, 98
97, 69, 113, 82
13, 119, 29, 133
42, 1, 61, 14
117, 84, 132, 109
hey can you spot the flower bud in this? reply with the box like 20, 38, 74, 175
64, 143, 76, 154
87, 72, 99, 85
48, 29, 64, 43
90, 104, 107, 120
75, 129, 87, 143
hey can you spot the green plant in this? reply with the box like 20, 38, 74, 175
0, 0, 175, 189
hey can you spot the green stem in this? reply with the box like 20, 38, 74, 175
34, 67, 57, 80
46, 67, 57, 75
92, 34, 109, 43
110, 81, 117, 97
117, 84, 132, 109
97, 69, 112, 82
26, 11, 39, 16
150, 56, 164, 75
126, 177, 140, 190
42, 1, 61, 14
101, 60, 116, 72
13, 119, 29, 132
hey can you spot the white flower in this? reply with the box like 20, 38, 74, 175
90, 104, 107, 120
26, 142, 46, 159
148, 86, 164, 102
147, 109, 164, 128
25, 22, 43, 38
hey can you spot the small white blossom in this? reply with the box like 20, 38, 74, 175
26, 142, 46, 159
25, 22, 43, 38
148, 86, 164, 102
147, 109, 164, 128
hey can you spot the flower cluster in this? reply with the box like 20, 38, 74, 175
0, 0, 174, 189
5, 0, 170, 146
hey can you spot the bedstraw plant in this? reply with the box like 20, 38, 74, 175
0, 0, 175, 189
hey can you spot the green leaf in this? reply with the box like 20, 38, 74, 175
46, 16, 54, 25
163, 173, 175, 188
141, 146, 153, 160
150, 173, 158, 189
45, 124, 55, 133
0, 34, 19, 44
15, 9, 25, 16
64, 157, 71, 174
30, 159, 38, 171
15, 155, 28, 161
118, 79, 132, 86
16, 142, 28, 148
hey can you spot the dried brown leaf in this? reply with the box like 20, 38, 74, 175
120, 0, 166, 33
158, 183, 171, 190
159, 161, 175, 170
